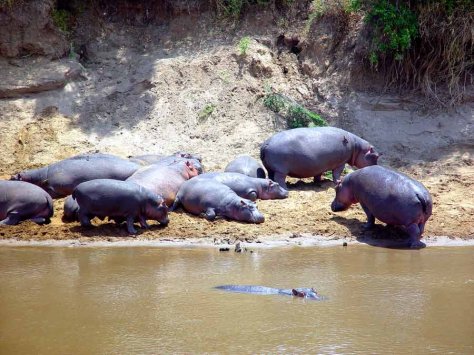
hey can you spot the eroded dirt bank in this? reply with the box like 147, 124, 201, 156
0, 4, 472, 243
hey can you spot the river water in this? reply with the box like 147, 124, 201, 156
0, 245, 473, 354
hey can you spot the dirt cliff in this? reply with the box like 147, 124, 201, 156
0, 1, 472, 243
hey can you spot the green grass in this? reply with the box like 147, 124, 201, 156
238, 36, 251, 56
198, 104, 216, 121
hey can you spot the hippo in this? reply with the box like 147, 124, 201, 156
331, 165, 432, 248
126, 160, 200, 207
62, 195, 79, 222
129, 152, 202, 167
172, 179, 265, 223
215, 285, 324, 300
260, 127, 380, 188
11, 153, 141, 198
224, 155, 266, 179
0, 180, 53, 225
72, 179, 169, 234
194, 172, 288, 201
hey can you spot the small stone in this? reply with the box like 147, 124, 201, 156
235, 242, 242, 253
219, 247, 230, 252
343, 242, 348, 247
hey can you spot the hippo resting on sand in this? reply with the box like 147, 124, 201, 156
72, 179, 169, 234
225, 155, 266, 179
194, 172, 288, 201
129, 152, 203, 170
0, 181, 53, 225
11, 153, 140, 198
172, 179, 265, 223
260, 127, 380, 188
215, 285, 324, 300
331, 165, 432, 248
126, 160, 200, 207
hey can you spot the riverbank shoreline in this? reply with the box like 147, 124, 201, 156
1, 235, 473, 249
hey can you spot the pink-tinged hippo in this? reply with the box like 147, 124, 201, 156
331, 165, 432, 248
11, 153, 141, 199
194, 172, 288, 201
0, 180, 53, 225
260, 127, 380, 188
224, 155, 266, 179
72, 179, 169, 234
172, 179, 265, 223
126, 160, 200, 207
129, 152, 203, 171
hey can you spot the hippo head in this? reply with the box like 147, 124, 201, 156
331, 179, 355, 212
145, 198, 169, 225
10, 173, 22, 181
354, 146, 380, 168
174, 151, 202, 163
260, 180, 289, 200
292, 288, 321, 300
184, 161, 200, 178
231, 199, 265, 223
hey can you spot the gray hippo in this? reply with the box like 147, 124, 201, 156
62, 195, 79, 222
215, 285, 324, 300
11, 153, 140, 198
72, 179, 169, 234
172, 179, 265, 223
194, 172, 288, 201
126, 160, 200, 207
130, 152, 202, 167
260, 127, 380, 188
331, 165, 432, 248
0, 180, 53, 225
224, 155, 266, 178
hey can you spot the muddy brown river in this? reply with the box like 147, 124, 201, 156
0, 245, 473, 354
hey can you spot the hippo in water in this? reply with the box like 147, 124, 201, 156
224, 155, 266, 179
172, 179, 265, 223
126, 160, 200, 207
11, 153, 140, 198
260, 127, 380, 188
215, 285, 324, 300
194, 172, 288, 201
331, 165, 432, 248
0, 180, 53, 225
73, 179, 169, 234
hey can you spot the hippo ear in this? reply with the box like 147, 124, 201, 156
240, 200, 247, 206
185, 161, 191, 167
369, 146, 374, 153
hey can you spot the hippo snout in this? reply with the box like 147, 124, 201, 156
253, 213, 265, 224
160, 217, 170, 226
331, 200, 344, 212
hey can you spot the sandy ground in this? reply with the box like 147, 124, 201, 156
0, 14, 472, 245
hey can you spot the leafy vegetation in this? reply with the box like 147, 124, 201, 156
238, 36, 251, 55
198, 104, 217, 121
52, 8, 71, 34
263, 91, 327, 128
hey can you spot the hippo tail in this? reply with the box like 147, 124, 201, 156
416, 193, 432, 217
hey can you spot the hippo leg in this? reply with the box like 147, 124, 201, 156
126, 216, 137, 234
139, 215, 149, 229
360, 204, 375, 229
78, 211, 93, 227
332, 164, 345, 184
267, 169, 275, 181
406, 223, 424, 249
30, 217, 51, 225
204, 208, 216, 221
313, 174, 322, 184
273, 172, 287, 189
0, 212, 21, 225
246, 190, 258, 201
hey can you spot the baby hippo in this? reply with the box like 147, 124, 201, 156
0, 180, 54, 225
172, 179, 265, 223
73, 179, 169, 234
224, 155, 266, 179
194, 172, 288, 201
331, 165, 432, 248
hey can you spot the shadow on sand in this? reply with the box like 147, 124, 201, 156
286, 179, 334, 192
331, 216, 426, 249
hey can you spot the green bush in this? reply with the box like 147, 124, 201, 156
52, 8, 71, 34
263, 92, 327, 128
366, 0, 418, 62
238, 36, 251, 55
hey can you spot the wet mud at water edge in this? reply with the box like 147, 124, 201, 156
0, 165, 473, 243
0, 246, 473, 354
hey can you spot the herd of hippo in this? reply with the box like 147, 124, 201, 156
1, 126, 432, 248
